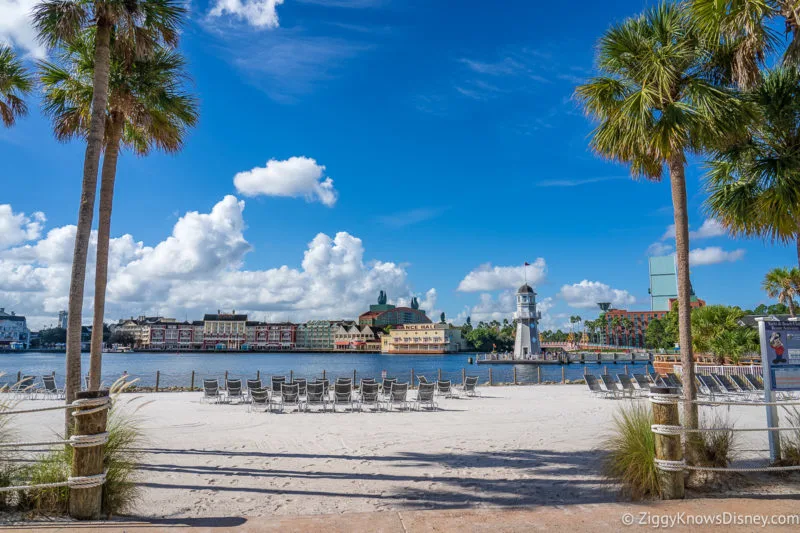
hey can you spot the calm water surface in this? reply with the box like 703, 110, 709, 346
0, 352, 653, 387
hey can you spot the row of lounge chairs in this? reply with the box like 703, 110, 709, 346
1, 375, 64, 400
202, 375, 482, 412
585, 373, 654, 399
652, 372, 768, 401
586, 371, 773, 401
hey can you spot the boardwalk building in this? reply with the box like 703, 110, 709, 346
381, 323, 464, 354
246, 322, 297, 351
334, 324, 381, 352
203, 311, 247, 350
0, 308, 30, 350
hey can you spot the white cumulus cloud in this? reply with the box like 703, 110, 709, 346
209, 0, 284, 28
689, 246, 745, 266
661, 218, 727, 241
557, 280, 635, 309
0, 197, 418, 329
0, 0, 47, 57
0, 204, 45, 249
646, 242, 674, 257
457, 259, 546, 292
233, 156, 338, 207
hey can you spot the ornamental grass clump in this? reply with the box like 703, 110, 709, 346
601, 402, 661, 500
686, 413, 737, 487
0, 390, 22, 510
777, 407, 800, 467
695, 413, 736, 468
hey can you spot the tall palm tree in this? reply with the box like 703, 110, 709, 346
705, 67, 800, 266
0, 45, 32, 127
762, 267, 800, 316
689, 0, 800, 89
40, 30, 198, 389
575, 2, 746, 437
33, 0, 185, 416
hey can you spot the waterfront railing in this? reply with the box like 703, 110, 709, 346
0, 361, 654, 392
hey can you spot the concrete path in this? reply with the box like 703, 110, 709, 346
5, 497, 800, 532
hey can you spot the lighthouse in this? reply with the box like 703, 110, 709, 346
514, 284, 541, 359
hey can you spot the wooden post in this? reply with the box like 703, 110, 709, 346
584, 365, 588, 376
69, 390, 109, 519
604, 365, 608, 376
16, 371, 20, 384
489, 368, 493, 386
410, 369, 415, 388
256, 370, 260, 381
225, 370, 228, 383
624, 364, 629, 375
155, 370, 160, 392
438, 368, 442, 381
537, 366, 541, 384
513, 367, 517, 385
462, 368, 466, 386
290, 370, 294, 383
650, 386, 685, 499
190, 370, 195, 391
322, 369, 326, 381
562, 366, 566, 384
353, 369, 357, 384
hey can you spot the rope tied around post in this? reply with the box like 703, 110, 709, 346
0, 396, 112, 417
652, 424, 800, 434
0, 432, 109, 449
0, 471, 108, 493
649, 392, 681, 405
654, 458, 686, 472
71, 397, 112, 417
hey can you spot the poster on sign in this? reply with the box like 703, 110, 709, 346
761, 320, 800, 391
757, 318, 800, 462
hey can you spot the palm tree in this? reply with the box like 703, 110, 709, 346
33, 0, 185, 415
575, 2, 746, 437
689, 0, 800, 89
705, 67, 800, 266
622, 317, 634, 347
40, 31, 198, 390
0, 45, 32, 127
610, 316, 622, 347
762, 267, 800, 316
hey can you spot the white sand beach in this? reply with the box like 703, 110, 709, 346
8, 386, 799, 520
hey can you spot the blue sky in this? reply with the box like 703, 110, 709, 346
0, 0, 795, 329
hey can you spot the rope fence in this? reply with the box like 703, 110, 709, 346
648, 390, 800, 484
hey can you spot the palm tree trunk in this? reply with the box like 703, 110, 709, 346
796, 234, 799, 268
668, 156, 700, 454
64, 18, 112, 434
89, 117, 123, 390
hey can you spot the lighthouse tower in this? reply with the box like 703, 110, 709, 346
514, 284, 541, 359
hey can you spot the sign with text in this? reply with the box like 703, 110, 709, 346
761, 321, 800, 392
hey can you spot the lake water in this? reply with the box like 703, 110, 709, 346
0, 352, 653, 387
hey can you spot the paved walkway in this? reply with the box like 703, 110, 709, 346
5, 498, 800, 532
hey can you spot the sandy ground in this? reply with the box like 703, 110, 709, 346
4, 385, 800, 521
